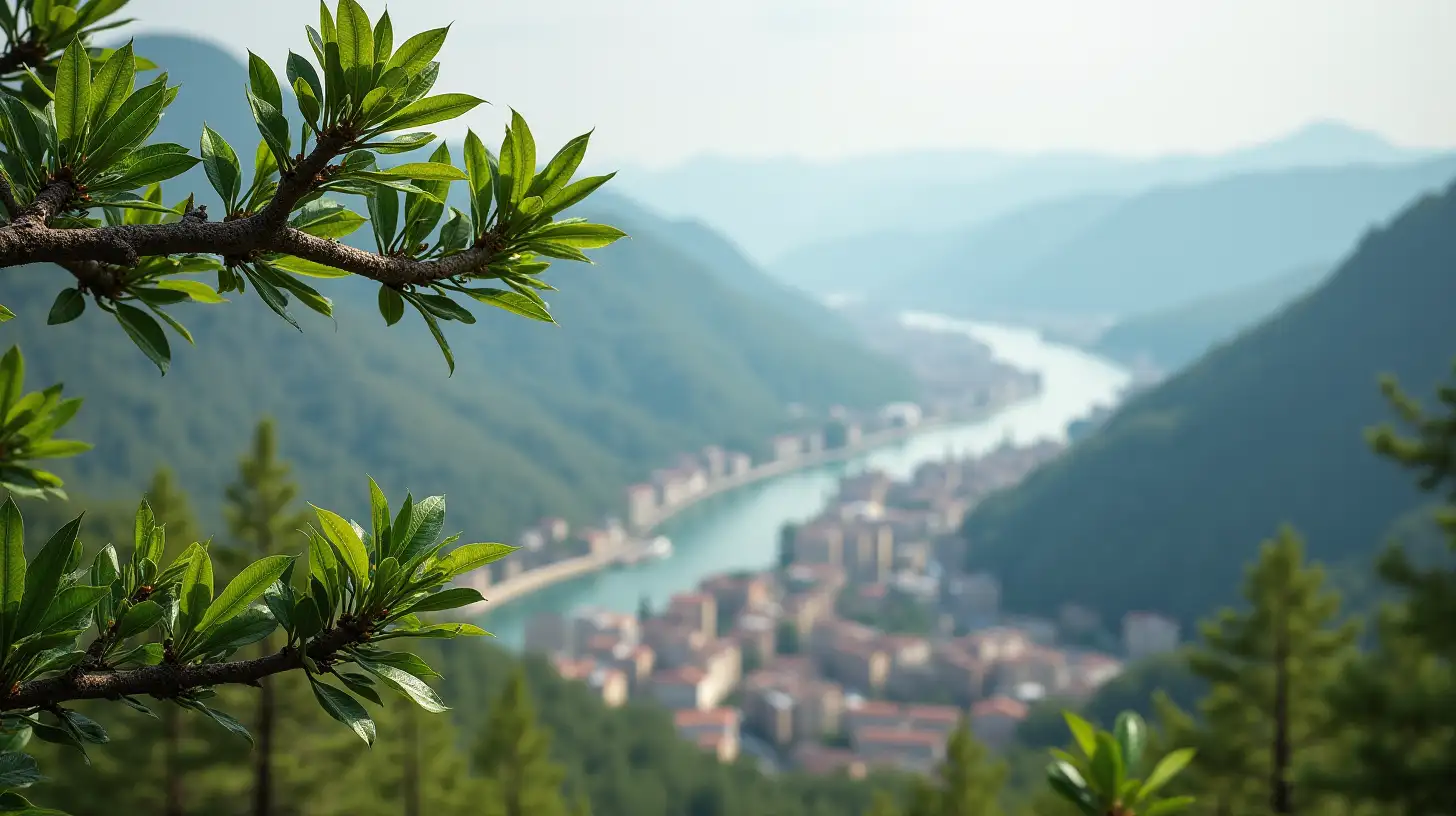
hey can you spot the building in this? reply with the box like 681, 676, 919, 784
651, 666, 713, 710
793, 522, 844, 566
701, 445, 728, 480
674, 708, 741, 763
772, 434, 803, 463
945, 573, 1001, 629
666, 592, 718, 640
728, 451, 752, 478
553, 657, 630, 708
539, 517, 570, 543
1122, 612, 1181, 660
626, 483, 658, 530
653, 468, 691, 507
803, 431, 826, 455
853, 728, 944, 774
970, 696, 1028, 751
880, 402, 924, 429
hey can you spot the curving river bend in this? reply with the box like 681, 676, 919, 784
480, 314, 1131, 647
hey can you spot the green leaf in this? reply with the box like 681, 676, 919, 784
293, 77, 322, 129
36, 586, 108, 634
194, 606, 277, 657
378, 622, 489, 640
116, 599, 163, 640
195, 555, 292, 633
377, 285, 404, 326
378, 162, 467, 181
85, 79, 167, 170
334, 0, 374, 72
462, 129, 494, 231
401, 587, 483, 615
292, 209, 368, 242
21, 440, 91, 459
267, 256, 349, 280
177, 546, 213, 636
382, 94, 485, 131
312, 506, 368, 590
291, 595, 323, 640
155, 279, 226, 304
542, 172, 616, 218
246, 51, 283, 112
1142, 796, 1196, 816
416, 307, 454, 376
0, 347, 23, 418
113, 302, 171, 375
287, 51, 323, 103
528, 131, 591, 200
0, 750, 42, 788
1046, 761, 1098, 816
241, 266, 300, 332
1063, 711, 1098, 757
114, 642, 163, 666
247, 89, 291, 167
310, 680, 376, 745
1137, 748, 1196, 802
364, 131, 435, 155
0, 305, 13, 323
434, 543, 517, 580
1089, 732, 1124, 798
46, 289, 86, 325
54, 38, 92, 154
526, 222, 626, 249
359, 660, 448, 713
89, 41, 135, 127
0, 499, 26, 649
113, 150, 200, 187
367, 477, 390, 558
16, 516, 81, 638
307, 529, 340, 604
462, 288, 554, 324
384, 26, 448, 77
507, 109, 535, 205
409, 293, 474, 325
199, 125, 241, 209
1114, 711, 1147, 773
180, 700, 255, 745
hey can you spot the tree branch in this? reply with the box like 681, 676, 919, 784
2, 624, 364, 712
0, 134, 501, 288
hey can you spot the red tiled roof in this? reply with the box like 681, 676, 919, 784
855, 727, 943, 747
849, 700, 901, 718
674, 708, 739, 729
906, 705, 962, 723
972, 696, 1029, 720
654, 666, 706, 685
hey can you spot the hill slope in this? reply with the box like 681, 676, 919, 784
1091, 263, 1331, 372
0, 36, 918, 538
960, 181, 1456, 626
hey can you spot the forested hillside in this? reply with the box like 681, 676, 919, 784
962, 180, 1456, 625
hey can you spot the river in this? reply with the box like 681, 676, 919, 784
480, 314, 1131, 647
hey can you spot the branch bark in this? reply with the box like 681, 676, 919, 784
0, 134, 502, 288
1, 623, 362, 712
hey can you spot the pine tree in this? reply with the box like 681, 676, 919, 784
906, 718, 1006, 816
1154, 527, 1358, 815
223, 419, 309, 816
474, 669, 571, 816
1319, 369, 1456, 815
866, 790, 902, 816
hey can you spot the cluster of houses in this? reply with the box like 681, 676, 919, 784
626, 402, 930, 531
523, 441, 1187, 776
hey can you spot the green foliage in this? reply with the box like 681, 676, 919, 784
963, 181, 1456, 626
1151, 528, 1358, 814
0, 347, 88, 501
905, 719, 1007, 816
1318, 367, 1456, 814
0, 481, 513, 812
1045, 712, 1195, 816
473, 669, 570, 816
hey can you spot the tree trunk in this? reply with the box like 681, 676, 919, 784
252, 678, 276, 816
163, 707, 185, 816
1270, 605, 1294, 814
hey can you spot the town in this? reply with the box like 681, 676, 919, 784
508, 439, 1184, 777
459, 324, 1044, 611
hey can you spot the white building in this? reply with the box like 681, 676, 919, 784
1122, 612, 1181, 660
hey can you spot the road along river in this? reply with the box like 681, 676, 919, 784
479, 314, 1131, 647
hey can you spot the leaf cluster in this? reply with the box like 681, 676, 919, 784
0, 481, 516, 814
1045, 711, 1196, 816
0, 348, 87, 502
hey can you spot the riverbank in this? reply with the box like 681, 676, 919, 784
473, 386, 1041, 612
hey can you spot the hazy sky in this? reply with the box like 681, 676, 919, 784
127, 0, 1455, 169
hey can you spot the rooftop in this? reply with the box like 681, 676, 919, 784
971, 696, 1030, 720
